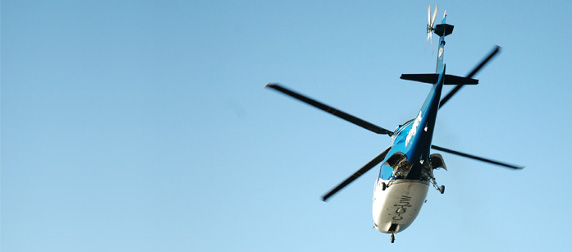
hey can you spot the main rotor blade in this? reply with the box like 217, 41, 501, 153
265, 84, 393, 136
322, 147, 392, 201
431, 145, 523, 169
438, 85, 462, 109
439, 46, 501, 109
466, 45, 501, 78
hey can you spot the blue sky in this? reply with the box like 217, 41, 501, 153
2, 0, 572, 251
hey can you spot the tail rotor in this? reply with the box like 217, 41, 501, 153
425, 4, 438, 51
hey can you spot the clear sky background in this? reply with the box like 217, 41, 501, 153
2, 0, 572, 251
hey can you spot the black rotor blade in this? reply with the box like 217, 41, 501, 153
431, 145, 523, 169
439, 46, 501, 109
438, 84, 463, 109
266, 84, 393, 136
322, 147, 392, 201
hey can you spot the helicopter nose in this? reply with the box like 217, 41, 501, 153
372, 180, 430, 234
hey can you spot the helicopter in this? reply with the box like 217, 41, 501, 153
265, 5, 523, 243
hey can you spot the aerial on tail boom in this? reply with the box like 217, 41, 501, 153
265, 5, 522, 244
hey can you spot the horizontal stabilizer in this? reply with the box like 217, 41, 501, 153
400, 74, 478, 85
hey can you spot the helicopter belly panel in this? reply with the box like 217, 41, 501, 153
372, 179, 429, 233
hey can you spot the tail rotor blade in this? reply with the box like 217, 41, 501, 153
428, 4, 431, 25
431, 5, 438, 25
425, 32, 431, 50
265, 84, 394, 136
322, 147, 392, 201
430, 32, 433, 50
431, 145, 523, 169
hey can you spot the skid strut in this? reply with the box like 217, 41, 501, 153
431, 177, 445, 194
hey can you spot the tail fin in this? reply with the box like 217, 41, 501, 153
400, 74, 478, 85
435, 24, 454, 37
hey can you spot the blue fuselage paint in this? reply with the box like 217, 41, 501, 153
378, 19, 448, 180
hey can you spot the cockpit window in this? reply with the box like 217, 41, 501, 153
380, 165, 393, 180
394, 118, 415, 136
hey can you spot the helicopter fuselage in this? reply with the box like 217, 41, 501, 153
370, 18, 448, 234
373, 178, 429, 233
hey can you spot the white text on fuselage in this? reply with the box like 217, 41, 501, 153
392, 195, 413, 221
405, 111, 423, 147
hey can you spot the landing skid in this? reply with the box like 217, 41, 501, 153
390, 233, 395, 243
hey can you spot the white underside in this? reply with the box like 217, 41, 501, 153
372, 179, 430, 233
